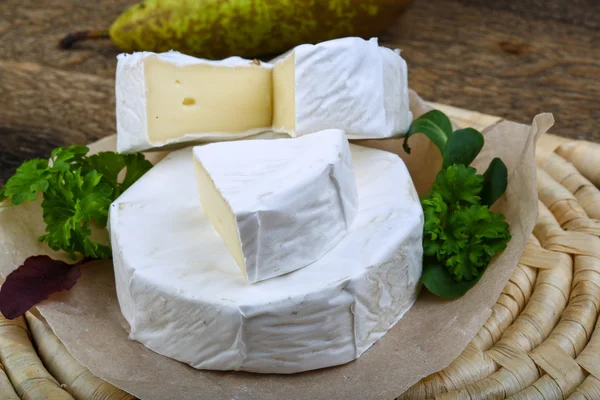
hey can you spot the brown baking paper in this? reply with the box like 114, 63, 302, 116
0, 91, 554, 400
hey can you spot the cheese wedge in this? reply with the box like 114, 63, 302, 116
115, 51, 273, 153
272, 37, 412, 138
193, 129, 358, 283
109, 144, 423, 374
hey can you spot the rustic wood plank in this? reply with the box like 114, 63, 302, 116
457, 0, 600, 30
383, 0, 600, 140
0, 61, 114, 183
0, 61, 114, 141
0, 0, 130, 77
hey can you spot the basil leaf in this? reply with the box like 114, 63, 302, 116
481, 158, 508, 207
419, 110, 453, 137
442, 128, 484, 168
403, 110, 452, 155
421, 261, 481, 299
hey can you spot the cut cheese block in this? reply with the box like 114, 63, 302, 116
193, 129, 358, 283
109, 144, 423, 374
272, 37, 412, 139
116, 51, 273, 153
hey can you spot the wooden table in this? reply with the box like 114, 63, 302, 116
1, 0, 599, 184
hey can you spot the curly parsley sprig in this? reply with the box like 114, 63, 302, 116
0, 145, 153, 259
404, 110, 511, 299
423, 165, 511, 281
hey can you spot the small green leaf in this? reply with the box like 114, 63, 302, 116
51, 145, 89, 158
2, 159, 50, 205
421, 261, 481, 299
422, 191, 448, 258
83, 152, 126, 190
431, 164, 483, 206
420, 110, 453, 136
119, 153, 153, 195
403, 110, 453, 155
78, 171, 113, 226
442, 128, 484, 168
81, 240, 111, 259
51, 146, 89, 172
481, 158, 508, 207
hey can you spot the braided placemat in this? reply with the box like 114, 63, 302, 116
1, 124, 599, 400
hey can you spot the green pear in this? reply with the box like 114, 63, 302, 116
60, 0, 414, 59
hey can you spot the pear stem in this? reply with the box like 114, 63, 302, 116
59, 30, 110, 49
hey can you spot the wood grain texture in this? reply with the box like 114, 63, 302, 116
0, 61, 115, 181
0, 0, 125, 77
1, 0, 599, 184
458, 0, 600, 30
382, 0, 600, 140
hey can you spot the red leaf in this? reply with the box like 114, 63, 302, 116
0, 255, 83, 319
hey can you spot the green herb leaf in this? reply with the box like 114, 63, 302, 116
83, 152, 127, 190
78, 170, 113, 225
1, 159, 51, 204
1, 146, 153, 259
431, 164, 483, 206
481, 158, 508, 207
81, 151, 153, 197
421, 261, 481, 299
442, 128, 484, 168
422, 191, 447, 258
40, 169, 113, 259
51, 146, 89, 172
443, 205, 511, 281
417, 110, 454, 137
421, 156, 511, 297
403, 110, 452, 155
120, 153, 154, 195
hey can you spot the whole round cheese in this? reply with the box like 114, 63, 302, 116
109, 143, 423, 374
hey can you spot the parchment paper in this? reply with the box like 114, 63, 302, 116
0, 91, 554, 400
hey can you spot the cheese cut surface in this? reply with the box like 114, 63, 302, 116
272, 37, 413, 139
116, 51, 273, 153
193, 130, 358, 283
194, 161, 247, 275
272, 52, 296, 133
109, 144, 423, 374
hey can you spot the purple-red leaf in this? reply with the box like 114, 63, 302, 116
0, 255, 83, 319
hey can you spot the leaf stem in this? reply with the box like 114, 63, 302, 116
58, 30, 110, 49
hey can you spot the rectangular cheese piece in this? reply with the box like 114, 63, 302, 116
272, 37, 412, 139
193, 129, 358, 283
116, 51, 273, 153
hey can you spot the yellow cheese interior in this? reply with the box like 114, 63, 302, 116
145, 57, 273, 143
194, 159, 247, 279
272, 52, 296, 133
